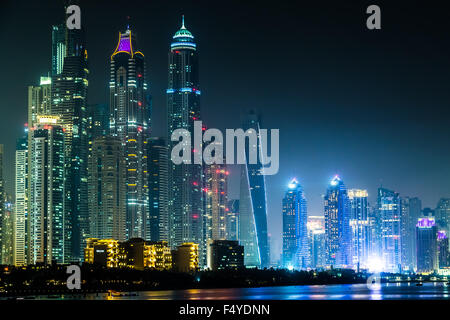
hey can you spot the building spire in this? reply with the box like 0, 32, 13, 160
181, 15, 185, 29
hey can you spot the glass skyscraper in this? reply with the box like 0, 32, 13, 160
29, 118, 65, 264
416, 217, 438, 273
239, 110, 270, 268
166, 17, 204, 260
110, 25, 150, 240
282, 179, 309, 269
348, 189, 370, 270
147, 137, 169, 242
88, 136, 126, 241
324, 175, 351, 268
14, 130, 28, 266
378, 187, 402, 273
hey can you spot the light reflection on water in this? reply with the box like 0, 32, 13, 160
32, 282, 450, 300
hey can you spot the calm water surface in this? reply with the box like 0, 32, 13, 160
32, 282, 450, 300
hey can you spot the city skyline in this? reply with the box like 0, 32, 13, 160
1, 0, 450, 262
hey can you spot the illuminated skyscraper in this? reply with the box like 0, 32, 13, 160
166, 17, 204, 256
239, 110, 270, 268
348, 189, 370, 269
239, 164, 260, 267
378, 187, 402, 272
50, 11, 89, 261
226, 200, 239, 241
416, 217, 438, 273
29, 118, 65, 264
88, 136, 126, 241
400, 196, 422, 271
1, 200, 14, 265
14, 130, 29, 266
435, 198, 450, 233
0, 144, 4, 264
110, 25, 149, 240
147, 137, 169, 242
437, 231, 449, 269
51, 24, 66, 76
282, 179, 309, 269
324, 175, 351, 268
205, 164, 229, 241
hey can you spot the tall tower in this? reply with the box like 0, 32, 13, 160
29, 117, 65, 264
88, 136, 126, 241
167, 17, 204, 255
205, 165, 229, 241
50, 7, 89, 261
147, 137, 169, 242
0, 144, 4, 264
282, 179, 309, 269
377, 187, 402, 272
240, 110, 270, 268
110, 25, 149, 240
14, 128, 29, 266
324, 175, 351, 268
348, 189, 370, 269
416, 217, 438, 273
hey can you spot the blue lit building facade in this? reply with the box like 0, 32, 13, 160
377, 187, 402, 272
240, 110, 270, 268
348, 189, 370, 270
324, 176, 351, 268
282, 179, 309, 269
166, 17, 204, 260
416, 217, 438, 273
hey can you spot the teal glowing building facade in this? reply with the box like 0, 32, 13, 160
239, 110, 270, 268
324, 175, 351, 268
377, 187, 402, 272
282, 179, 309, 269
166, 17, 204, 258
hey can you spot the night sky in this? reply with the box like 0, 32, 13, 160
1, 0, 450, 261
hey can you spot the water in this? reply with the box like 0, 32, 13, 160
30, 282, 450, 300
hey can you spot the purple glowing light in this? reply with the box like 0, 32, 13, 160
117, 35, 131, 53
416, 218, 436, 228
438, 231, 448, 240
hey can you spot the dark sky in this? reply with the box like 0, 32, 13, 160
1, 0, 450, 261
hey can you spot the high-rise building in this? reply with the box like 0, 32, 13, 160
437, 231, 449, 269
88, 136, 126, 242
226, 200, 239, 241
207, 240, 244, 270
166, 17, 204, 258
282, 179, 309, 269
400, 197, 422, 271
29, 118, 65, 264
205, 164, 229, 241
0, 144, 3, 264
51, 16, 89, 261
435, 198, 450, 233
14, 130, 29, 266
378, 187, 402, 273
51, 23, 66, 76
324, 175, 351, 268
240, 110, 269, 268
88, 103, 109, 139
348, 189, 370, 270
416, 217, 438, 274
147, 137, 169, 242
239, 164, 260, 267
110, 25, 149, 240
2, 200, 14, 265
